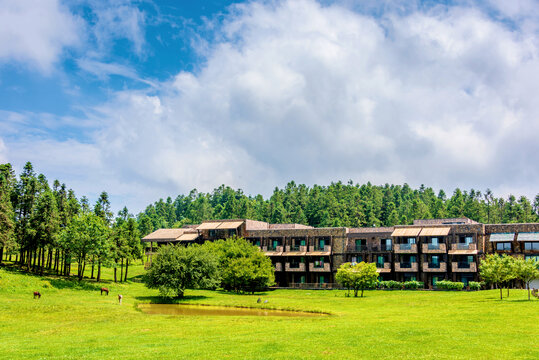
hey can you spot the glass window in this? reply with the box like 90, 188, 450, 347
525, 255, 539, 262
496, 242, 511, 251
524, 242, 539, 251
431, 255, 439, 265
431, 237, 439, 245
407, 237, 416, 244
410, 255, 416, 263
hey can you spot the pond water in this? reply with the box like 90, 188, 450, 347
138, 304, 327, 317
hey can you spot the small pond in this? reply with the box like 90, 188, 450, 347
138, 304, 327, 317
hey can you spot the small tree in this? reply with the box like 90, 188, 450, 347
144, 244, 219, 298
515, 257, 539, 300
204, 237, 275, 294
479, 254, 516, 300
336, 262, 379, 297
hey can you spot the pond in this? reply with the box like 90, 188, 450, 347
138, 304, 327, 317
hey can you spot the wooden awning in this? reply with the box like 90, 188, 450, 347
516, 232, 539, 241
142, 228, 185, 242
178, 233, 199, 241
419, 227, 451, 236
489, 233, 515, 242
391, 227, 422, 237
216, 221, 244, 230
196, 222, 222, 230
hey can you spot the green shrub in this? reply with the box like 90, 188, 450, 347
468, 281, 481, 291
379, 280, 402, 289
403, 281, 423, 290
435, 280, 464, 290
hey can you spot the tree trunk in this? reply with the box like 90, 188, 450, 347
0, 246, 3, 265
27, 250, 32, 272
97, 261, 101, 282
40, 248, 45, 276
124, 259, 129, 282
507, 287, 509, 297
499, 287, 503, 300
120, 258, 124, 283
361, 288, 364, 297
114, 266, 117, 283
80, 261, 86, 281
91, 258, 95, 279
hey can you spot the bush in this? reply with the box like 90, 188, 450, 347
379, 280, 402, 289
435, 280, 464, 290
403, 280, 423, 290
468, 281, 481, 291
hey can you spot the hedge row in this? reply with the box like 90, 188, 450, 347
378, 280, 424, 290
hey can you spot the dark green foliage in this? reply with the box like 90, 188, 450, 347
403, 281, 423, 290
137, 182, 539, 232
435, 280, 465, 290
204, 237, 275, 293
468, 281, 482, 291
144, 244, 220, 298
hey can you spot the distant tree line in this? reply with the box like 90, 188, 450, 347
0, 162, 142, 281
138, 182, 539, 235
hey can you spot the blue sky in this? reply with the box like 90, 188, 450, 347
1, 0, 539, 213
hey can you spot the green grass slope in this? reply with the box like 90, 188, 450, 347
0, 264, 537, 360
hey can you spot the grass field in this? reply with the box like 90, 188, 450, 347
0, 262, 538, 360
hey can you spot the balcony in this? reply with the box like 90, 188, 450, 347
422, 262, 447, 272
274, 263, 283, 272
451, 243, 477, 250
284, 245, 307, 254
285, 262, 306, 272
394, 244, 418, 253
376, 262, 392, 273
309, 262, 331, 272
422, 243, 447, 253
263, 245, 284, 255
451, 262, 477, 272
348, 244, 368, 252
309, 245, 332, 254
395, 262, 418, 272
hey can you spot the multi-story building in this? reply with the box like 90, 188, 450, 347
142, 217, 539, 289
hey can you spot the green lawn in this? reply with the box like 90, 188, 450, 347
0, 263, 537, 360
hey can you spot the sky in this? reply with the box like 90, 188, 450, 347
1, 0, 538, 214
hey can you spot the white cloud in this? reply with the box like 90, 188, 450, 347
89, 0, 146, 56
3, 0, 539, 212
0, 0, 82, 73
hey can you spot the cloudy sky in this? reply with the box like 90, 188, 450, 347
1, 0, 538, 213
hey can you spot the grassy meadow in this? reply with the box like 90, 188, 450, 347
0, 262, 538, 360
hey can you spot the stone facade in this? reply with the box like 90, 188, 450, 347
143, 217, 539, 289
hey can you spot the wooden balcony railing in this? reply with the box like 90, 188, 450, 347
376, 262, 392, 273
274, 263, 283, 272
394, 262, 418, 272
308, 263, 331, 272
394, 244, 418, 253
422, 243, 447, 253
309, 245, 332, 253
451, 262, 477, 272
422, 262, 447, 272
450, 243, 477, 251
285, 263, 306, 272
285, 245, 307, 253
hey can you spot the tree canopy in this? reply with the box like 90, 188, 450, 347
335, 262, 379, 297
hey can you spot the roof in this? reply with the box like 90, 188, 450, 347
142, 228, 190, 242
196, 222, 222, 230
419, 227, 451, 236
217, 221, 244, 229
517, 232, 539, 241
392, 227, 422, 237
178, 233, 199, 241
348, 227, 394, 234
489, 233, 515, 242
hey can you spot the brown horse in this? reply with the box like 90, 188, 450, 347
100, 287, 109, 295
118, 294, 123, 305
33, 291, 41, 299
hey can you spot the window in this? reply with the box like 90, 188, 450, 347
524, 242, 539, 251
319, 275, 325, 284
209, 230, 216, 237
496, 242, 511, 251
407, 237, 416, 244
355, 239, 366, 251
228, 229, 236, 237
382, 238, 392, 251
525, 255, 539, 262
430, 255, 440, 268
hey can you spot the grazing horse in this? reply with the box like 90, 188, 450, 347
100, 287, 109, 295
118, 294, 123, 305
33, 291, 41, 299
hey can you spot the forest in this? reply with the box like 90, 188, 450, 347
1, 161, 539, 278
